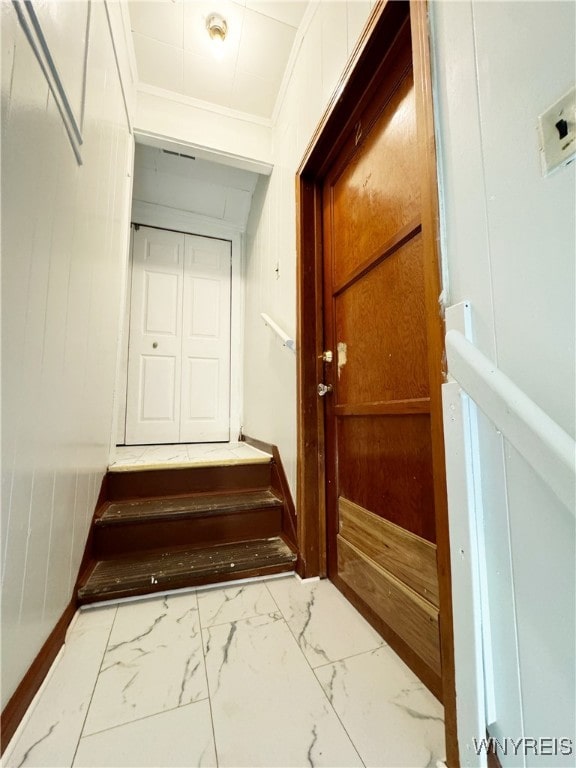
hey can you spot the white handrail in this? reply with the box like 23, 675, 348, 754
446, 329, 575, 513
260, 313, 295, 352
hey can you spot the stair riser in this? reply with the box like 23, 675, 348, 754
94, 507, 283, 558
106, 463, 273, 501
78, 560, 295, 605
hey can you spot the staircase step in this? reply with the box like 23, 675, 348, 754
96, 490, 282, 526
106, 463, 273, 501
93, 490, 284, 558
78, 537, 297, 603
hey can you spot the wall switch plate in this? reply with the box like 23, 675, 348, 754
538, 86, 576, 175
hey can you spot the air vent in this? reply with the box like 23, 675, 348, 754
162, 150, 196, 161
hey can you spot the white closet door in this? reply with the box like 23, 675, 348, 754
180, 235, 231, 442
126, 226, 184, 444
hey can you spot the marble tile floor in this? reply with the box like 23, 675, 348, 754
4, 576, 446, 768
108, 442, 272, 472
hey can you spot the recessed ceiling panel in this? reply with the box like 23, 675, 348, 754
129, 0, 307, 119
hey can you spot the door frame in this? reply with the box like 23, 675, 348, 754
116, 204, 243, 446
295, 1, 458, 764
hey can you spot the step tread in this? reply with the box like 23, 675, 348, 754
78, 537, 296, 601
97, 490, 283, 526
108, 456, 272, 473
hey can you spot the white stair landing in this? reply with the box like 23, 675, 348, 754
108, 442, 272, 472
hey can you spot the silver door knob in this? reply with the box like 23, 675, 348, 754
317, 383, 333, 397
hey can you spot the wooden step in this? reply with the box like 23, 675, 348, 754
105, 462, 273, 501
93, 490, 284, 558
96, 490, 283, 526
78, 537, 297, 603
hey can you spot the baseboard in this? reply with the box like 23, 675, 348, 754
241, 434, 298, 551
0, 597, 77, 754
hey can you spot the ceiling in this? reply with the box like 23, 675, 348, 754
128, 0, 309, 119
132, 144, 260, 229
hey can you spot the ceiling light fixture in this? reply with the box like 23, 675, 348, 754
206, 14, 227, 57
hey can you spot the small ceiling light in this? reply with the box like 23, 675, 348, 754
206, 14, 227, 57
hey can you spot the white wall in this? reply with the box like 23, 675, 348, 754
242, 0, 375, 494
135, 87, 274, 173
1, 1, 134, 707
431, 2, 575, 765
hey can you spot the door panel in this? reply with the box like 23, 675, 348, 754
322, 21, 441, 684
336, 536, 440, 675
139, 355, 177, 421
334, 234, 429, 404
126, 227, 183, 444
338, 498, 439, 607
337, 414, 435, 541
180, 235, 231, 442
331, 69, 419, 288
126, 226, 231, 444
144, 272, 179, 334
185, 357, 219, 419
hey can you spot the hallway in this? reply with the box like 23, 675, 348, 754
5, 576, 445, 768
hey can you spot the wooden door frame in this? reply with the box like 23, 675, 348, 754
295, 2, 458, 765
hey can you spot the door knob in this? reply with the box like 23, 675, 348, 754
317, 383, 333, 397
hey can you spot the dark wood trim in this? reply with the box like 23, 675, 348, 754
410, 2, 458, 764
296, 0, 458, 764
1, 597, 77, 754
487, 735, 503, 768
241, 434, 298, 552
296, 177, 326, 578
297, 1, 411, 179
334, 398, 431, 416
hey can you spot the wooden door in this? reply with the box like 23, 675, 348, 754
126, 225, 231, 444
321, 21, 442, 689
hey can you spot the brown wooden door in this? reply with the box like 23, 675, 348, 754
321, 20, 442, 694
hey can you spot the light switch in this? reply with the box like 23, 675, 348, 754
538, 86, 576, 175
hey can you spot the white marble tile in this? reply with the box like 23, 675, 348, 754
109, 447, 145, 467
229, 444, 271, 460
315, 645, 446, 767
137, 445, 191, 464
197, 582, 277, 627
110, 442, 272, 469
192, 448, 239, 463
4, 606, 117, 768
266, 576, 385, 667
83, 593, 207, 736
186, 443, 221, 460
203, 612, 363, 767
73, 700, 216, 767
